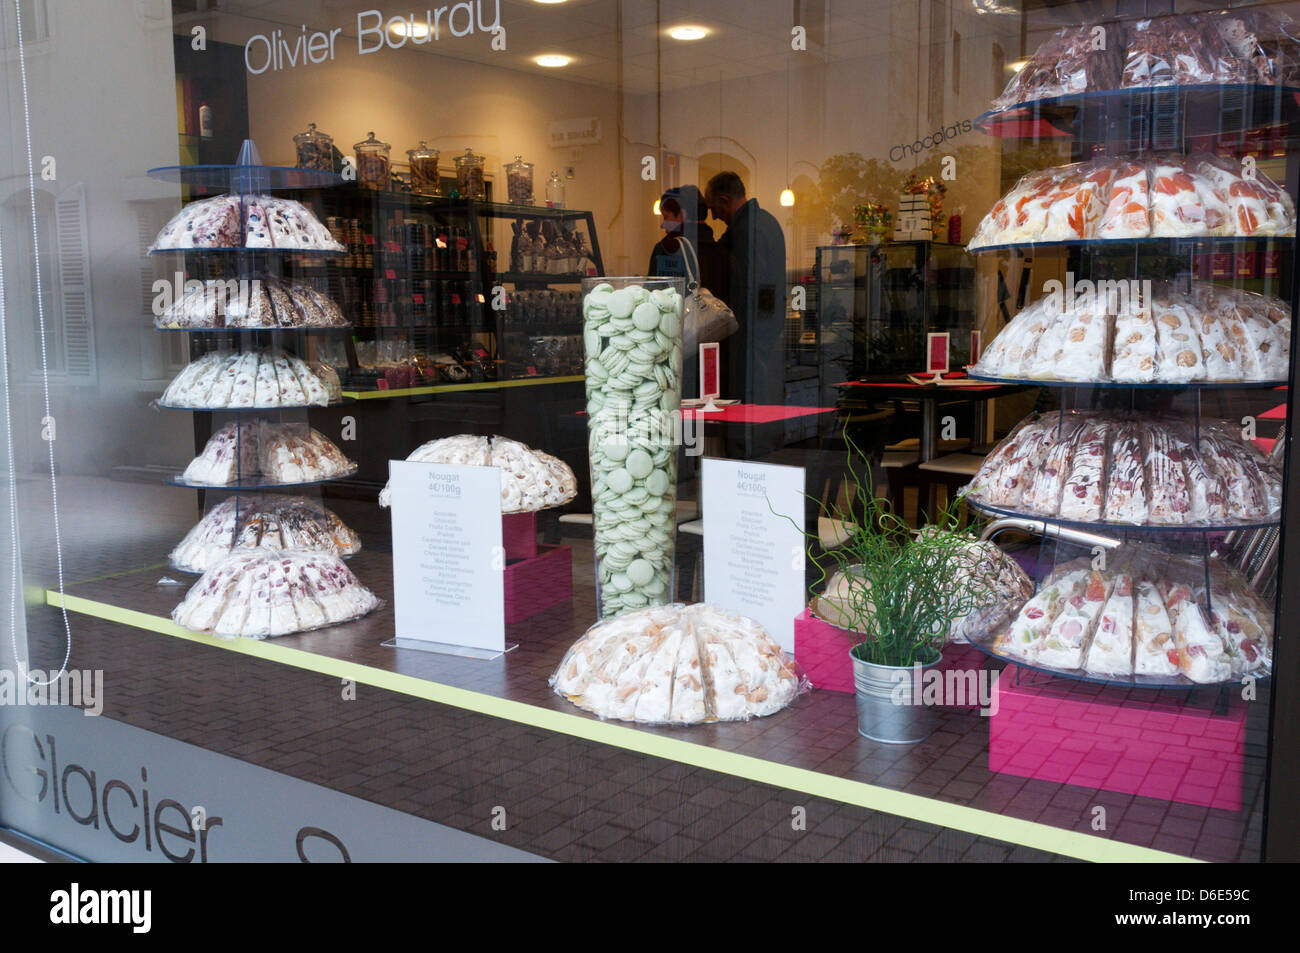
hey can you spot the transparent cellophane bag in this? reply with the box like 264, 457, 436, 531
550, 603, 811, 725
170, 547, 382, 641
962, 410, 1282, 528
988, 541, 1272, 684
1121, 13, 1246, 88
808, 533, 1033, 647
993, 25, 1123, 110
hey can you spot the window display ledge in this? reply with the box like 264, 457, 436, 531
340, 375, 583, 400
46, 572, 1200, 865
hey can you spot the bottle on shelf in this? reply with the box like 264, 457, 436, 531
546, 170, 565, 209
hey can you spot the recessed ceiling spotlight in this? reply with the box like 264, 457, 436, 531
389, 20, 430, 39
535, 54, 571, 68
669, 25, 709, 41
534, 0, 569, 4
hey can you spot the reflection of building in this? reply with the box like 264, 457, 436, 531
1, 0, 184, 479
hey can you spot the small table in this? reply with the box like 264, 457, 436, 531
681, 402, 839, 461
679, 403, 837, 424
835, 379, 1029, 462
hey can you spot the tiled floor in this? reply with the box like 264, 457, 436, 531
9, 475, 1269, 862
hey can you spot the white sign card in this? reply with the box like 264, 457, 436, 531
701, 458, 806, 652
389, 460, 504, 654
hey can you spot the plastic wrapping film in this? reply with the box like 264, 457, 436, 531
986, 545, 1272, 684
993, 25, 1123, 109
182, 419, 356, 486
1215, 8, 1300, 86
377, 433, 577, 513
158, 348, 335, 408
809, 530, 1034, 646
550, 603, 811, 725
171, 549, 380, 639
148, 194, 344, 252
964, 411, 1283, 527
169, 495, 361, 574
972, 280, 1291, 383
1121, 14, 1245, 88
991, 12, 1300, 111
153, 275, 348, 329
967, 154, 1295, 249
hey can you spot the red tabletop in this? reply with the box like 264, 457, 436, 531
839, 380, 1005, 392
681, 404, 837, 424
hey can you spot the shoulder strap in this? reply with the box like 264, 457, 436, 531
677, 235, 701, 292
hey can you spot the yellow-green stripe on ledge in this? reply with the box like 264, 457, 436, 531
47, 588, 1202, 864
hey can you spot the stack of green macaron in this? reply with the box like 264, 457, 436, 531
583, 279, 684, 619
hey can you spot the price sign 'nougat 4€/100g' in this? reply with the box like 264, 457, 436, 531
582, 278, 685, 620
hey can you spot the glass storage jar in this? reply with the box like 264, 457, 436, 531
407, 140, 440, 195
454, 147, 486, 200
582, 276, 685, 619
546, 170, 565, 208
505, 154, 534, 205
353, 131, 391, 190
293, 122, 334, 171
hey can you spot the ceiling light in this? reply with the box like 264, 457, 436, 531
389, 20, 430, 39
535, 54, 571, 68
653, 199, 661, 216
780, 188, 795, 207
1007, 60, 1027, 72
669, 25, 709, 41
533, 0, 569, 4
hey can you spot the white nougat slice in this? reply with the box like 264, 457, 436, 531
699, 629, 747, 721
608, 631, 668, 721
1111, 302, 1160, 382
1085, 574, 1135, 676
286, 564, 328, 631
1161, 582, 1232, 684
253, 352, 280, 406
1036, 570, 1111, 669
631, 626, 685, 723
212, 569, 257, 638
1133, 580, 1179, 676
668, 626, 707, 724
1000, 569, 1088, 662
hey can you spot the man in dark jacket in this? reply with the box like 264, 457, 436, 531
705, 171, 787, 455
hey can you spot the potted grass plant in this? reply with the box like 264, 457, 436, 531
795, 436, 1006, 743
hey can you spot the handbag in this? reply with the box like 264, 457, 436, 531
678, 236, 738, 354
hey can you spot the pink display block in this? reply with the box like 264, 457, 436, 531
793, 609, 986, 703
502, 511, 539, 562
989, 673, 1246, 810
503, 544, 572, 624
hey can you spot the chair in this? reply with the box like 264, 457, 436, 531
917, 451, 987, 521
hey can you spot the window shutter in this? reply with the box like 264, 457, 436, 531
55, 184, 96, 385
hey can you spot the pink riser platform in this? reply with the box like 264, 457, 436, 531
989, 674, 1245, 811
792, 608, 985, 705
502, 511, 539, 561
503, 544, 572, 624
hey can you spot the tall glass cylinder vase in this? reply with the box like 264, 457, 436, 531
582, 277, 684, 620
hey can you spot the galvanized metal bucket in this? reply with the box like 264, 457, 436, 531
851, 646, 941, 744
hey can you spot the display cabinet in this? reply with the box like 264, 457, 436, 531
299, 186, 604, 392
953, 10, 1298, 813
815, 240, 977, 395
